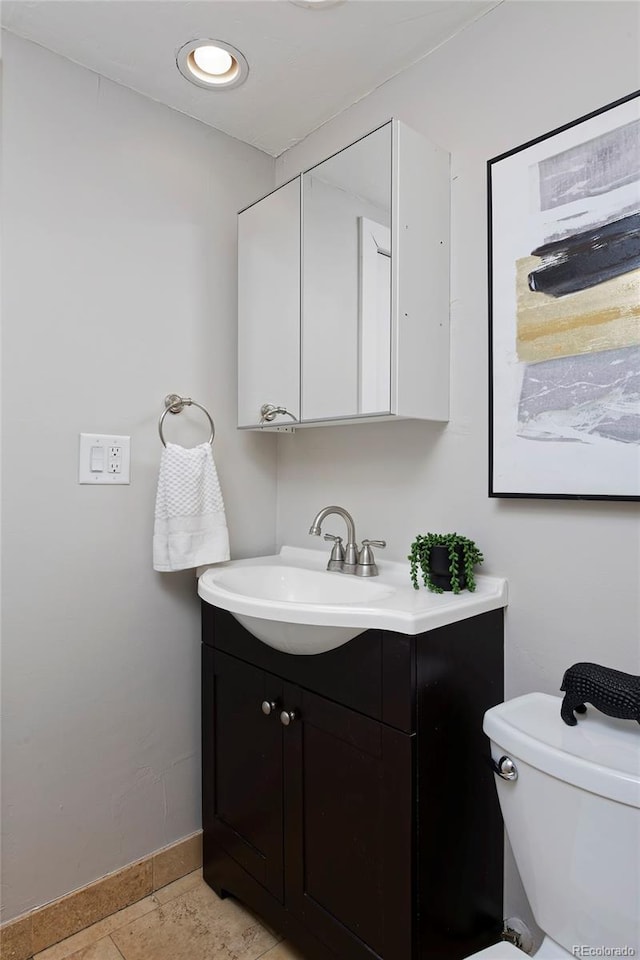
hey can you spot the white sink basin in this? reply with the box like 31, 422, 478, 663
213, 564, 394, 606
205, 563, 394, 653
198, 546, 508, 656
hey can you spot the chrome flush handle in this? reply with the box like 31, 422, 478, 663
492, 755, 518, 781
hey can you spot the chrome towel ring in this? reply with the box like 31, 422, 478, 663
158, 394, 215, 447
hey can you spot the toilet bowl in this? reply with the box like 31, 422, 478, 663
466, 693, 640, 960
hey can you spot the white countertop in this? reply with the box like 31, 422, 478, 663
198, 545, 508, 637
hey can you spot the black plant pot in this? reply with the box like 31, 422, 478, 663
429, 545, 466, 592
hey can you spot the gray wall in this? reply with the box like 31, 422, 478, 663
274, 0, 640, 927
1, 32, 276, 922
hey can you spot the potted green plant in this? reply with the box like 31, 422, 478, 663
408, 532, 484, 594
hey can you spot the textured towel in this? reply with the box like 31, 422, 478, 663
153, 442, 230, 572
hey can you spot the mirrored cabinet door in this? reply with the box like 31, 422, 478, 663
237, 119, 449, 430
301, 123, 392, 422
238, 178, 301, 428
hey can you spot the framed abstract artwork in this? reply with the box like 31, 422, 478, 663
488, 91, 640, 500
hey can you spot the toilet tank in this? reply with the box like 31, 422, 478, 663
484, 693, 640, 956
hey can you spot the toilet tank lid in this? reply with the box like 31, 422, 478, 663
484, 693, 640, 808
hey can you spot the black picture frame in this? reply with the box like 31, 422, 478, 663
488, 90, 640, 501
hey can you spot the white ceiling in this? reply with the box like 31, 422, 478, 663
1, 0, 501, 157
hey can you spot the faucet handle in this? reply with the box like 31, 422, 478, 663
323, 534, 345, 570
356, 539, 386, 577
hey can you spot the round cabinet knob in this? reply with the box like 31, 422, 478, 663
280, 709, 297, 726
261, 700, 277, 716
492, 755, 518, 781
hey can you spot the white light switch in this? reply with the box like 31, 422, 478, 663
79, 434, 130, 484
90, 446, 105, 472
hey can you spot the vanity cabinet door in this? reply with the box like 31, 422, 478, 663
238, 178, 301, 428
282, 685, 414, 960
202, 647, 284, 901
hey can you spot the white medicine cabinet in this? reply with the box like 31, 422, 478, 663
237, 119, 450, 430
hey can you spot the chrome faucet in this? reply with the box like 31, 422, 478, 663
309, 505, 359, 573
308, 505, 386, 576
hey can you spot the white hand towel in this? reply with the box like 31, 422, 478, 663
153, 442, 230, 572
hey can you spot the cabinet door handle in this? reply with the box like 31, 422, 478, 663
280, 709, 297, 726
261, 700, 278, 716
260, 403, 297, 424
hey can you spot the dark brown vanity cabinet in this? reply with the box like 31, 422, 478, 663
202, 604, 505, 960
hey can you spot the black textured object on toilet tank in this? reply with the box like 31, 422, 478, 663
560, 662, 640, 726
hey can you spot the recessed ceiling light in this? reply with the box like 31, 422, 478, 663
289, 0, 345, 7
176, 39, 249, 90
193, 46, 233, 76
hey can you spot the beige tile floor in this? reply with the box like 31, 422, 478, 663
32, 872, 307, 960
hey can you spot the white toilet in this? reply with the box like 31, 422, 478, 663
467, 692, 640, 960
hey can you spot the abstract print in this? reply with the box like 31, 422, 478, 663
516, 118, 640, 447
489, 91, 640, 498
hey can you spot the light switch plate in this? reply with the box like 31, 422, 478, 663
78, 434, 131, 484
